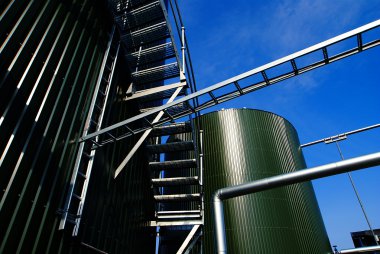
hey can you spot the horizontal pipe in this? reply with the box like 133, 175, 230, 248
340, 245, 380, 253
213, 152, 380, 254
301, 123, 380, 148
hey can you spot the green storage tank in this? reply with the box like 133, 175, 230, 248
198, 109, 331, 254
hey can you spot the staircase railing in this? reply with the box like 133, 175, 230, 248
162, 0, 199, 109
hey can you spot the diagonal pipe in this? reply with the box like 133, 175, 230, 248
212, 152, 380, 254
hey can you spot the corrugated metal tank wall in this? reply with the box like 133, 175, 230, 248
198, 109, 331, 254
0, 0, 155, 253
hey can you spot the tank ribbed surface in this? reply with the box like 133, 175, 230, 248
198, 109, 331, 254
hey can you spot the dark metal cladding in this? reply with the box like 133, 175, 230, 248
198, 109, 331, 254
0, 0, 155, 253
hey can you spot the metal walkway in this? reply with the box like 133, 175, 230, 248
80, 19, 380, 148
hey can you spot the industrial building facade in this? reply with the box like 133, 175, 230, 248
0, 0, 155, 252
2, 0, 379, 253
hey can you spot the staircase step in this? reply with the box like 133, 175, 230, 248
152, 176, 199, 186
146, 141, 194, 154
127, 41, 176, 67
154, 193, 201, 202
132, 62, 180, 84
157, 212, 201, 220
149, 159, 197, 171
124, 82, 186, 102
121, 21, 169, 49
150, 220, 203, 227
115, 1, 163, 31
111, 0, 155, 13
151, 121, 191, 136
139, 101, 190, 116
157, 210, 201, 215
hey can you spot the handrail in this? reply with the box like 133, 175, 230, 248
167, 0, 198, 102
301, 123, 380, 148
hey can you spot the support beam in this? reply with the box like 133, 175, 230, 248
212, 152, 380, 254
184, 233, 201, 254
176, 225, 201, 254
114, 86, 183, 178
123, 81, 185, 101
80, 20, 380, 145
150, 220, 203, 227
301, 123, 380, 148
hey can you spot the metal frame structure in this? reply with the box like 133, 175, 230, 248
212, 152, 380, 254
301, 123, 380, 148
59, 26, 119, 234
106, 1, 203, 252
176, 225, 202, 254
301, 123, 380, 247
112, 0, 201, 176
55, 0, 379, 251
114, 85, 184, 178
79, 20, 380, 149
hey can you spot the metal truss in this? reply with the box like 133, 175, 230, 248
81, 20, 380, 149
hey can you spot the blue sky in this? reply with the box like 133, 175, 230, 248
178, 0, 380, 250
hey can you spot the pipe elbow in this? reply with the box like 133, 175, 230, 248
213, 189, 223, 202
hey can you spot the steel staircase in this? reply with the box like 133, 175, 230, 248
60, 0, 203, 252
58, 0, 380, 252
148, 120, 203, 252
109, 0, 203, 251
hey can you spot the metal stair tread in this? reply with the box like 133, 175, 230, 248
115, 1, 163, 31
156, 214, 202, 220
149, 158, 197, 170
111, 0, 157, 15
124, 86, 185, 102
154, 193, 201, 202
149, 220, 203, 227
132, 62, 180, 84
152, 176, 199, 186
139, 102, 189, 116
146, 141, 194, 153
150, 121, 191, 136
121, 21, 169, 49
127, 42, 176, 66
132, 62, 177, 75
136, 85, 186, 102
156, 210, 201, 215
124, 81, 186, 102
